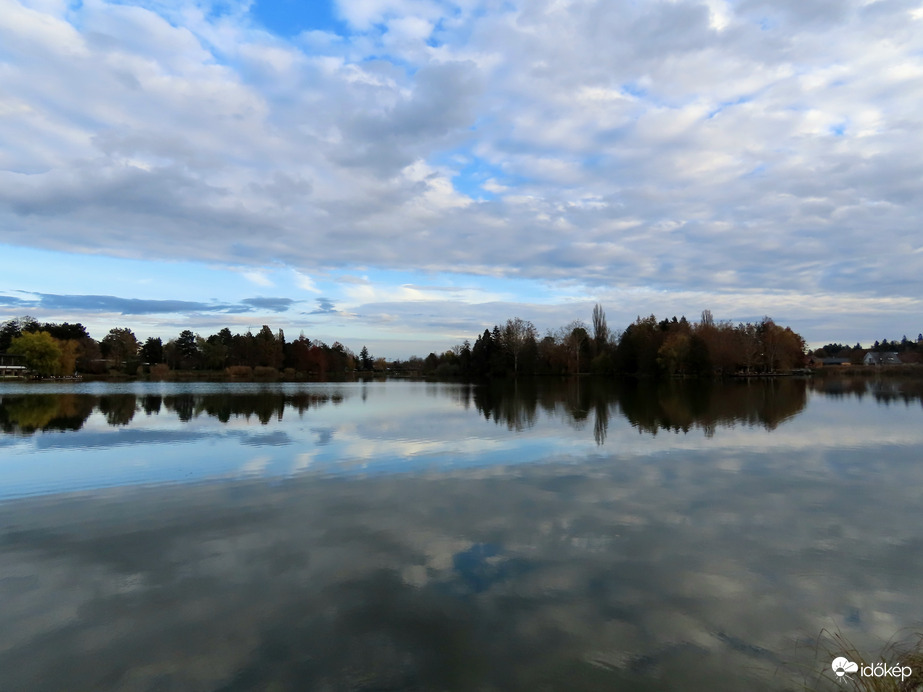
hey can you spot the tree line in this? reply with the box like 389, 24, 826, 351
409, 308, 807, 378
812, 334, 923, 363
2, 307, 810, 379
0, 317, 375, 378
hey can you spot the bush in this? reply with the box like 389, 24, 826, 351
226, 365, 253, 379
253, 366, 279, 380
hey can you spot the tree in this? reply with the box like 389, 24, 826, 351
328, 341, 354, 373
458, 339, 471, 376
592, 304, 609, 353
359, 346, 373, 371
40, 322, 90, 342
175, 330, 199, 368
57, 339, 80, 376
561, 321, 590, 374
101, 328, 140, 371
254, 325, 283, 368
230, 331, 256, 367
657, 332, 690, 375
758, 318, 804, 371
758, 318, 781, 372
141, 337, 164, 364
686, 333, 712, 376
490, 325, 509, 375
288, 335, 313, 372
694, 314, 735, 375
502, 317, 537, 375
306, 342, 328, 377
738, 322, 761, 373
0, 316, 40, 352
8, 331, 62, 377
199, 335, 228, 370
470, 329, 493, 377
616, 316, 660, 375
76, 336, 104, 374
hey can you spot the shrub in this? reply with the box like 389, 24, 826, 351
226, 365, 253, 379
253, 366, 279, 380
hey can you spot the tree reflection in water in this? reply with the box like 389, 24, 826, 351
0, 391, 342, 434
2, 377, 921, 442
472, 378, 811, 443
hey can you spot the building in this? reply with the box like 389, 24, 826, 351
807, 356, 850, 368
863, 351, 902, 366
0, 353, 28, 377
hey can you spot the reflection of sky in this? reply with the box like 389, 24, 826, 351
2, 436, 923, 690
1, 382, 923, 500
1, 382, 922, 690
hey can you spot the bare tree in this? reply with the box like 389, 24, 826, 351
739, 322, 761, 373
557, 320, 589, 374
592, 304, 609, 352
502, 317, 537, 375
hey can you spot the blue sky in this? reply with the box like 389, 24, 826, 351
249, 0, 347, 37
1, 0, 922, 356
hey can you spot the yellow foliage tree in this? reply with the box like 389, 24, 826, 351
8, 331, 62, 377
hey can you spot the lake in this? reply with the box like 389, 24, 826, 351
1, 377, 922, 691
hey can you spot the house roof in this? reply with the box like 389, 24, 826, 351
864, 351, 902, 365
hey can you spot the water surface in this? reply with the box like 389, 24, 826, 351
1, 378, 922, 690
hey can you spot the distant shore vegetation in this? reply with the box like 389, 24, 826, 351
1, 308, 921, 380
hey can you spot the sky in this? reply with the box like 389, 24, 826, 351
1, 0, 922, 357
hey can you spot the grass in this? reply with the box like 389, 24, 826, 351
799, 629, 923, 691
811, 364, 923, 378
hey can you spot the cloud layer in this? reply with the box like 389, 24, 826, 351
1, 0, 922, 345
0, 292, 296, 315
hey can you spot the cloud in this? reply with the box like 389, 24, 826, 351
0, 292, 299, 316
293, 270, 321, 292
0, 294, 34, 308
243, 271, 275, 287
30, 294, 235, 315
309, 297, 339, 314
240, 297, 296, 312
0, 0, 921, 344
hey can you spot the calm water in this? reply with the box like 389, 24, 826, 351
1, 378, 922, 691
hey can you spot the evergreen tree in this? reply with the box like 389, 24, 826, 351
140, 337, 164, 364
0, 316, 40, 352
359, 346, 373, 371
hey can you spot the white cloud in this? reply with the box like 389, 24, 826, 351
292, 270, 321, 293
0, 0, 921, 347
243, 271, 274, 287
239, 455, 271, 476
